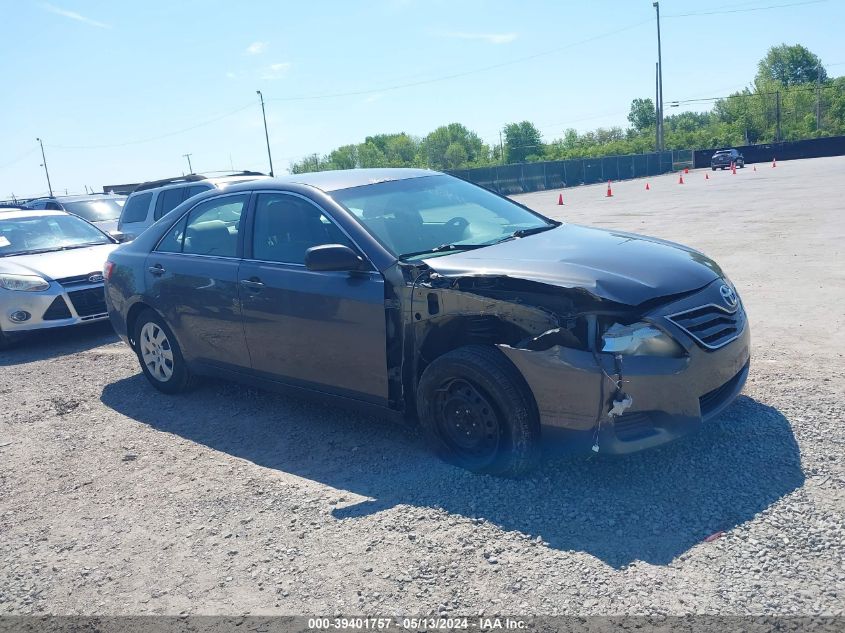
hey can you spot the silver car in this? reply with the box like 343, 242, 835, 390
0, 209, 119, 349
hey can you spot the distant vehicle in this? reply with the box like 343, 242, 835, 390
105, 169, 749, 475
0, 209, 120, 349
23, 194, 127, 234
118, 172, 270, 240
711, 149, 745, 170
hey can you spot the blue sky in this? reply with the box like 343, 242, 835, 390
2, 0, 843, 197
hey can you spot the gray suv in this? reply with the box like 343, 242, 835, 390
118, 172, 268, 240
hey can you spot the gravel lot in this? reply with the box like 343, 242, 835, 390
1, 157, 844, 616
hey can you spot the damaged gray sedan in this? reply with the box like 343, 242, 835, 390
105, 169, 749, 475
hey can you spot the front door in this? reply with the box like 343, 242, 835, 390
144, 193, 251, 370
238, 191, 388, 403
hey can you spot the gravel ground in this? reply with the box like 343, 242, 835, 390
1, 157, 844, 616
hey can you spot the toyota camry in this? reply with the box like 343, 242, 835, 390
104, 169, 750, 475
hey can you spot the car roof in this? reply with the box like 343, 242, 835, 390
261, 168, 439, 193
0, 209, 70, 220
29, 194, 126, 203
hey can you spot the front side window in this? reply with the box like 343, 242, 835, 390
251, 193, 353, 264
122, 192, 153, 224
331, 175, 554, 259
169, 195, 248, 257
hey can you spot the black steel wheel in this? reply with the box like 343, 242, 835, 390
416, 345, 540, 475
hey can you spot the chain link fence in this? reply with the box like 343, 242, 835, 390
448, 151, 675, 195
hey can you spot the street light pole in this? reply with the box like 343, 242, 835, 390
256, 90, 275, 176
36, 137, 54, 197
653, 1, 664, 152
183, 153, 193, 174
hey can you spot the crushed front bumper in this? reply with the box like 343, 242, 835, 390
499, 280, 751, 455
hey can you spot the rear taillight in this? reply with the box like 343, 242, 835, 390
103, 261, 116, 281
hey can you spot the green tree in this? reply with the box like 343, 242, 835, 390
756, 44, 827, 87
627, 98, 656, 131
420, 123, 484, 170
503, 121, 542, 163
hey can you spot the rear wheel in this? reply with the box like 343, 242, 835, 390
133, 309, 196, 393
0, 327, 11, 351
416, 345, 540, 476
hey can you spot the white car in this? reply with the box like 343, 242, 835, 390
0, 209, 119, 349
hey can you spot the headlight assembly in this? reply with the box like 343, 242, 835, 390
0, 274, 50, 292
601, 321, 685, 357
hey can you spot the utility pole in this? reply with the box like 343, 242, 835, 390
816, 63, 822, 132
775, 90, 782, 142
36, 137, 54, 197
653, 2, 664, 152
256, 90, 275, 176
655, 62, 660, 152
183, 153, 193, 174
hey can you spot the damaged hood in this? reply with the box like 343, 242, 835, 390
423, 224, 723, 305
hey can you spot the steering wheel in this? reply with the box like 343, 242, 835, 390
446, 216, 469, 233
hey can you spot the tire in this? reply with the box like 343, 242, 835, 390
739, 160, 745, 168
416, 345, 541, 476
711, 166, 716, 171
133, 308, 196, 394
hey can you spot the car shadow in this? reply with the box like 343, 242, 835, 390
101, 376, 804, 568
1, 322, 118, 366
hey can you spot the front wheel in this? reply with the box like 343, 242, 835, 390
416, 345, 541, 476
133, 309, 196, 393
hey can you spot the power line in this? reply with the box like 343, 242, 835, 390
266, 19, 653, 103
666, 0, 827, 18
0, 147, 37, 171
47, 103, 255, 150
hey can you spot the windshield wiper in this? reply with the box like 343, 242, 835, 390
398, 243, 487, 259
509, 223, 560, 239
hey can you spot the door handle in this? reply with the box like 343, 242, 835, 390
240, 278, 265, 290
147, 265, 165, 276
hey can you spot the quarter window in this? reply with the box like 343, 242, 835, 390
251, 193, 353, 264
121, 192, 153, 224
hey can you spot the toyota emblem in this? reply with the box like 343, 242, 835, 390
719, 284, 738, 309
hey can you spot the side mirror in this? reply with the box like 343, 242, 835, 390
305, 244, 364, 272
109, 230, 128, 243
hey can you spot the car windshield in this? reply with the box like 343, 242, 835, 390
62, 198, 125, 222
331, 175, 556, 259
0, 214, 112, 257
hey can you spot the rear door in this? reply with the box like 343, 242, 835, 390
144, 193, 251, 370
238, 191, 388, 403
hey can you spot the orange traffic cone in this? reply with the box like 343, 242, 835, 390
705, 172, 710, 180
678, 174, 685, 185
753, 165, 757, 172
684, 168, 689, 174
645, 182, 650, 191
557, 193, 564, 205
606, 181, 613, 197
772, 157, 777, 168
731, 162, 737, 175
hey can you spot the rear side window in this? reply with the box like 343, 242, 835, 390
156, 194, 248, 257
154, 187, 188, 221
122, 192, 153, 224
184, 185, 211, 199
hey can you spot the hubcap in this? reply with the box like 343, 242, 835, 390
139, 322, 174, 382
434, 378, 500, 459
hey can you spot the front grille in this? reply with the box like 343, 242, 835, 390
67, 287, 107, 317
700, 362, 748, 419
56, 272, 104, 287
613, 412, 657, 441
666, 304, 743, 350
42, 296, 72, 320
